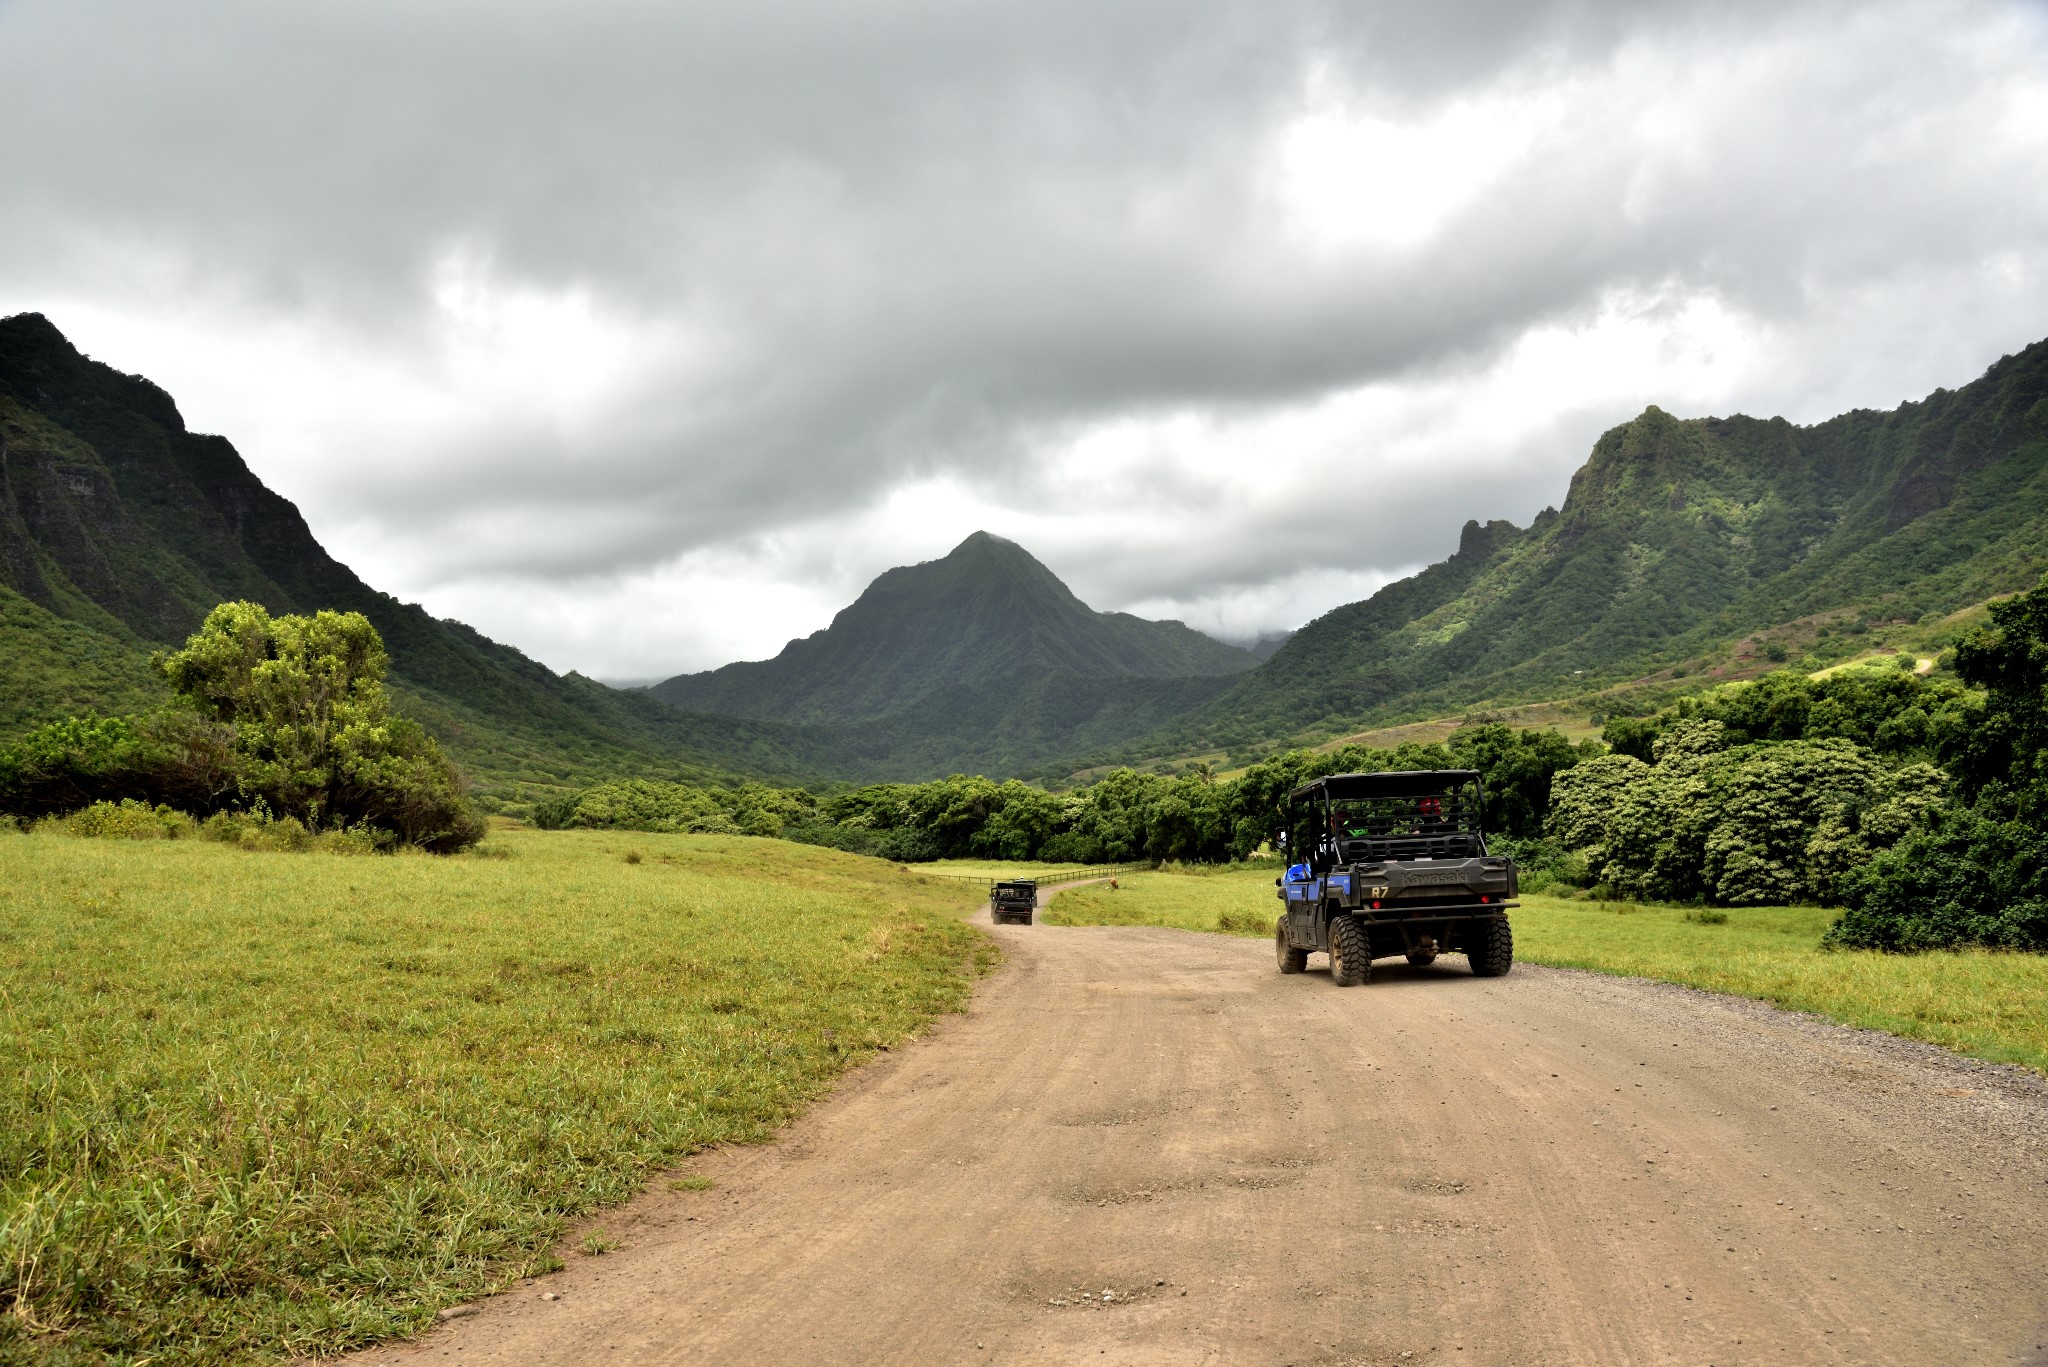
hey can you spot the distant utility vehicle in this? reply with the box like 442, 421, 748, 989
990, 879, 1038, 925
1273, 770, 1516, 986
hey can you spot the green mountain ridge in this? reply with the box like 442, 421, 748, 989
0, 313, 1250, 789
9, 306, 2047, 795
0, 311, 840, 795
1137, 338, 2048, 761
647, 531, 1255, 723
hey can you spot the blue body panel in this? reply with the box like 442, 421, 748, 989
1283, 863, 1319, 909
1283, 863, 1351, 910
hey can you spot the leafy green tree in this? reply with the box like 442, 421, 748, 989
1600, 715, 1659, 762
1942, 581, 2048, 805
1447, 723, 1597, 838
154, 602, 484, 851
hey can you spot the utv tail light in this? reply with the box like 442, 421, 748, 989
1370, 899, 1382, 909
1480, 895, 1491, 903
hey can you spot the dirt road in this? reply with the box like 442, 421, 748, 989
363, 907, 2048, 1365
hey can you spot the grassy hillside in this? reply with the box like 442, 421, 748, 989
1137, 338, 2048, 761
0, 586, 165, 734
0, 824, 992, 1364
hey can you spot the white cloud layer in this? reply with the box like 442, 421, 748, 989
4, 0, 2046, 680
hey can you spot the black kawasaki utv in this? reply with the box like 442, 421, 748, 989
1273, 770, 1516, 986
990, 879, 1038, 925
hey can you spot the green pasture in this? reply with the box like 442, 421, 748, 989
1042, 862, 1279, 935
0, 827, 992, 1365
1047, 867, 2048, 1075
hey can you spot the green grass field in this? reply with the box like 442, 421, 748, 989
0, 827, 992, 1365
1047, 868, 2048, 1075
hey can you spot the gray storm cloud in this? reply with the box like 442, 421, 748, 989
2, 0, 2045, 676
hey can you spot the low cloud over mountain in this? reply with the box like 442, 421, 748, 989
3, 0, 2045, 678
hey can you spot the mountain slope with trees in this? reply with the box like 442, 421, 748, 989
0, 315, 1253, 788
1145, 336, 2048, 760
10, 307, 2048, 794
0, 311, 834, 794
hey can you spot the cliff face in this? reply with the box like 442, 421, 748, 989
0, 314, 1252, 786
1142, 336, 2048, 754
0, 312, 834, 790
0, 312, 364, 640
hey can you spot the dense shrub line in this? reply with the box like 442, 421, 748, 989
15, 581, 2048, 952
1550, 722, 1945, 905
537, 579, 2048, 955
15, 797, 396, 853
1570, 576, 2048, 951
538, 723, 1594, 866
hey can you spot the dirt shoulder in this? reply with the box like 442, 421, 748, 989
357, 915, 2048, 1365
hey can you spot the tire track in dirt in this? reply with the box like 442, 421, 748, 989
357, 913, 2048, 1365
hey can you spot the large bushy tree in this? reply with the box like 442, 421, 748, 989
1551, 720, 1944, 905
152, 603, 485, 850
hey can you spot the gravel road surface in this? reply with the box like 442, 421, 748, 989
359, 905, 2048, 1365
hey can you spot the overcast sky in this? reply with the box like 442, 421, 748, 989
4, 0, 2046, 681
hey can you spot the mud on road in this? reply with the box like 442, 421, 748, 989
361, 907, 2048, 1366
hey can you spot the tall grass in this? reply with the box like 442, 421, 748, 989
1047, 869, 2048, 1074
0, 828, 992, 1364
1510, 893, 2048, 1073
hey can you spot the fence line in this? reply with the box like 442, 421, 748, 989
907, 861, 1153, 884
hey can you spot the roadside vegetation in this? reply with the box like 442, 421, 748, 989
0, 826, 990, 1365
541, 577, 2048, 955
538, 722, 1589, 863
1045, 867, 2048, 1074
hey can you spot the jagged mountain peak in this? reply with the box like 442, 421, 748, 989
648, 536, 1256, 725
1140, 333, 2048, 757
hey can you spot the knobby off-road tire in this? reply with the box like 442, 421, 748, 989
1467, 918, 1514, 977
1275, 918, 1308, 974
1328, 914, 1371, 987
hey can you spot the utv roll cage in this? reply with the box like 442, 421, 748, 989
1281, 770, 1489, 868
